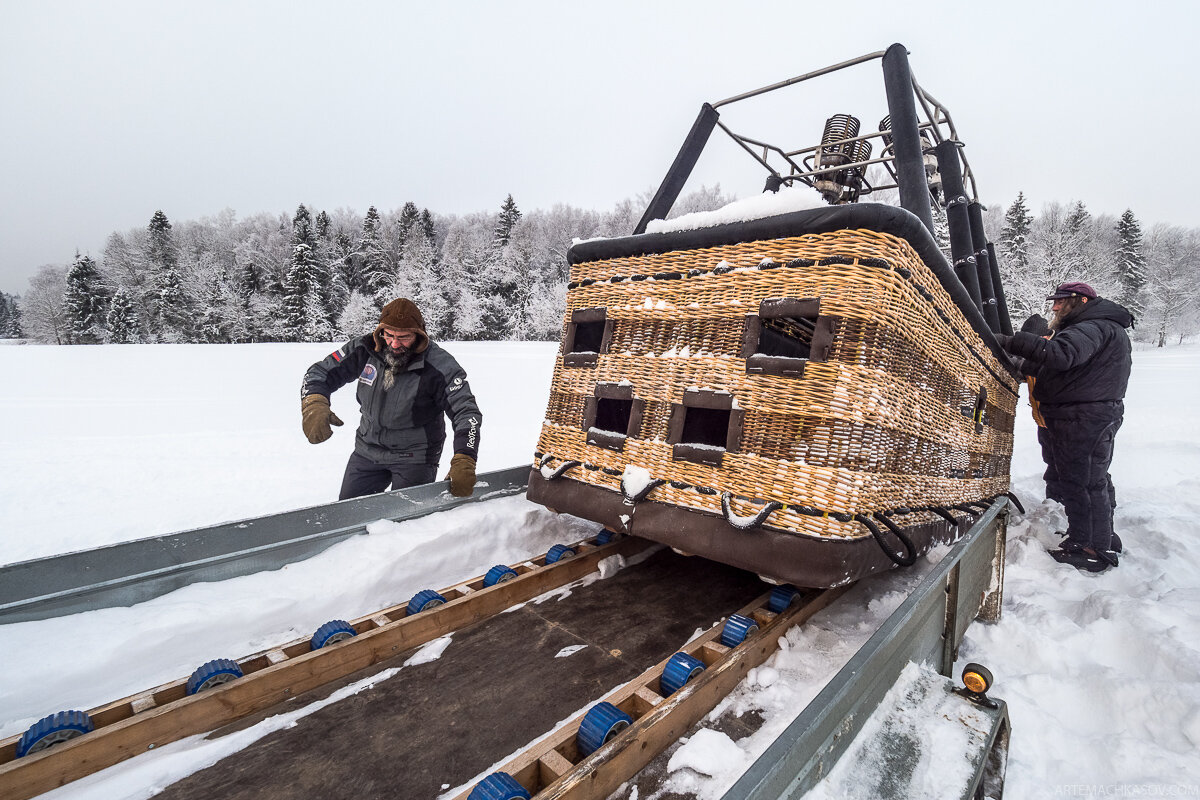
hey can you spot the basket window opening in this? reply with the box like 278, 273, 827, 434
595, 397, 634, 436
757, 315, 816, 359
570, 319, 606, 354
680, 406, 731, 449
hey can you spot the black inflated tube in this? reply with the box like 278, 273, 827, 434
881, 44, 936, 235
988, 242, 1014, 335
936, 140, 982, 309
968, 202, 1002, 332
634, 103, 721, 235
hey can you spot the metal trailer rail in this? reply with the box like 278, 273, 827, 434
0, 466, 530, 625
722, 496, 1012, 800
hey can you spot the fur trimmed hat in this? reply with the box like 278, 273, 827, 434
372, 298, 429, 353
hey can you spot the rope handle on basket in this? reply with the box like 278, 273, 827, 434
855, 513, 918, 567
720, 492, 784, 530
1002, 492, 1026, 514
622, 477, 665, 503
926, 507, 961, 526
537, 454, 581, 481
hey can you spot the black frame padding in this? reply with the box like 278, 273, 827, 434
568, 203, 1014, 372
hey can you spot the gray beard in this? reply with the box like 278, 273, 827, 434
381, 347, 413, 390
1049, 298, 1082, 331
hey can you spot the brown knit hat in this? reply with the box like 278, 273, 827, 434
372, 298, 429, 353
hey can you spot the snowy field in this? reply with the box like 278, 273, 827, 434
1, 340, 1199, 798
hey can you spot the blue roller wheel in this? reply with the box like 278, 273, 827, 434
577, 701, 633, 756
767, 585, 801, 613
483, 565, 518, 587
186, 658, 244, 695
595, 529, 619, 545
468, 771, 531, 800
660, 652, 705, 696
720, 614, 759, 647
408, 589, 447, 615
16, 710, 94, 757
545, 543, 576, 564
310, 619, 356, 650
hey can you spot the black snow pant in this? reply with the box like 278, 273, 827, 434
1037, 425, 1064, 503
1038, 422, 1117, 511
339, 451, 438, 501
1042, 401, 1123, 553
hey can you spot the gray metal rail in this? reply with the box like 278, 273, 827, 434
722, 497, 1011, 800
0, 466, 530, 625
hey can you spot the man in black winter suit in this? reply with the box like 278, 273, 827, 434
999, 282, 1134, 573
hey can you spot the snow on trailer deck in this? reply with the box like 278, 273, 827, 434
1, 343, 1199, 796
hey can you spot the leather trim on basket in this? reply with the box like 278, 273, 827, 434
526, 469, 965, 588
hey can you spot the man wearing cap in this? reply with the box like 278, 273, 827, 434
300, 298, 481, 500
998, 282, 1133, 573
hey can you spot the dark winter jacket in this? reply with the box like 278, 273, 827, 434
302, 335, 481, 466
1006, 298, 1133, 415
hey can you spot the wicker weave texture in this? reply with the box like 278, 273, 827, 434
535, 227, 1018, 540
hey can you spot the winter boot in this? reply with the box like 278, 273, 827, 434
1049, 541, 1117, 573
1056, 530, 1122, 555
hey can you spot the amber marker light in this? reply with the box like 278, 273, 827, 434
962, 663, 992, 694
957, 662, 999, 709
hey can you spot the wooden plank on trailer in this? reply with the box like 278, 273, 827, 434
539, 587, 847, 800
448, 587, 843, 800
0, 537, 651, 800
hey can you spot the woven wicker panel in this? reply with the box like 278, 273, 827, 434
535, 227, 1018, 540
549, 354, 1012, 449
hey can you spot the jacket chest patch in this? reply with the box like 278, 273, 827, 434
359, 363, 378, 386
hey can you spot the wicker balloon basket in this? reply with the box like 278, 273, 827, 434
527, 206, 1018, 587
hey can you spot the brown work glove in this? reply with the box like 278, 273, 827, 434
301, 394, 343, 444
446, 454, 477, 497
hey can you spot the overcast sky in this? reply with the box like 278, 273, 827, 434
2, 0, 1197, 294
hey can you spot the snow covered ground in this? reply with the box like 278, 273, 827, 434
1, 340, 1199, 798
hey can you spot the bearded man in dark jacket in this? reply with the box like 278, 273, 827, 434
1000, 282, 1133, 573
300, 298, 481, 500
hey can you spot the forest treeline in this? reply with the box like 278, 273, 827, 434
984, 194, 1198, 347
1, 188, 1196, 347
1, 187, 729, 347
